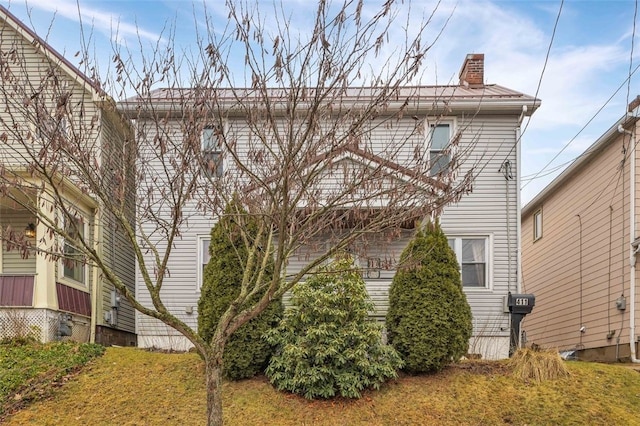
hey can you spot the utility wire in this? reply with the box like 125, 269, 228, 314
498, 0, 563, 171
521, 63, 640, 187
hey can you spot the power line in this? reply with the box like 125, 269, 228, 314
497, 0, 563, 171
521, 62, 640, 188
520, 0, 564, 140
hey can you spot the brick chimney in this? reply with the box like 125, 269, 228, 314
459, 53, 484, 87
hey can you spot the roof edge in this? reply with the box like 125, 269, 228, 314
523, 112, 639, 216
0, 5, 104, 99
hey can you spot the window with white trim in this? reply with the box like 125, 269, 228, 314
197, 236, 211, 290
429, 122, 451, 176
533, 209, 542, 241
202, 126, 223, 177
62, 216, 87, 285
447, 237, 489, 288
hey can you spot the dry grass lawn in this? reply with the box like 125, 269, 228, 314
5, 347, 640, 425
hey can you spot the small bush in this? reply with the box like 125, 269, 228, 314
509, 347, 570, 383
265, 255, 403, 399
197, 201, 283, 380
386, 221, 473, 373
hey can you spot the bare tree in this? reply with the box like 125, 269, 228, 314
0, 1, 475, 424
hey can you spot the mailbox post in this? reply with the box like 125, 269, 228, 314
507, 293, 535, 356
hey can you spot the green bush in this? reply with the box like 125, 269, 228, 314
386, 221, 473, 373
197, 202, 283, 380
265, 255, 403, 399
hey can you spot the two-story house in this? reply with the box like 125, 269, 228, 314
0, 6, 136, 346
522, 98, 640, 362
125, 54, 540, 360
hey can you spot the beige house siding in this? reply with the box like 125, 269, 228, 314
522, 120, 634, 355
0, 6, 137, 344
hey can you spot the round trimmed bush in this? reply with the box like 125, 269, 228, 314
197, 202, 283, 380
386, 221, 473, 373
265, 255, 403, 399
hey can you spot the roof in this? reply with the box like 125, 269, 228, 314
120, 84, 540, 117
0, 5, 103, 97
522, 110, 640, 217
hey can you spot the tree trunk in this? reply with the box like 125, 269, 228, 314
205, 354, 224, 426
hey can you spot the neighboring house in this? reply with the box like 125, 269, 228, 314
522, 98, 640, 361
128, 54, 539, 360
0, 6, 136, 346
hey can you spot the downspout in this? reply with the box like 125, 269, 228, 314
513, 106, 526, 351
516, 129, 522, 294
622, 122, 640, 363
516, 106, 526, 294
89, 208, 99, 344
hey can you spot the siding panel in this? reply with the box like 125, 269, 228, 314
522, 128, 631, 352
135, 112, 522, 351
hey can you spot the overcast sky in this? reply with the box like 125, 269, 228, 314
4, 0, 639, 204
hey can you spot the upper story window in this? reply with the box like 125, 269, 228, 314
447, 236, 489, 288
62, 216, 86, 285
533, 209, 543, 241
429, 122, 452, 176
197, 236, 211, 290
202, 126, 223, 177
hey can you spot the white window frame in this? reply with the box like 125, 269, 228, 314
447, 234, 492, 290
533, 208, 543, 241
34, 109, 68, 142
58, 215, 89, 288
202, 125, 224, 178
427, 118, 456, 176
197, 235, 211, 291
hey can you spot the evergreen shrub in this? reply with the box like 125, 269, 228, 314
386, 221, 473, 373
265, 256, 403, 399
197, 202, 283, 380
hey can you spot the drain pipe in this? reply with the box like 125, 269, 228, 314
620, 122, 640, 363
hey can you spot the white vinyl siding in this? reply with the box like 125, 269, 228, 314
440, 114, 521, 338
134, 111, 522, 357
135, 120, 216, 347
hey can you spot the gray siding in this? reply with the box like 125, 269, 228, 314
135, 120, 214, 341
135, 113, 521, 348
441, 115, 520, 336
98, 114, 136, 334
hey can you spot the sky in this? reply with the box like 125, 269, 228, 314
3, 0, 639, 204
